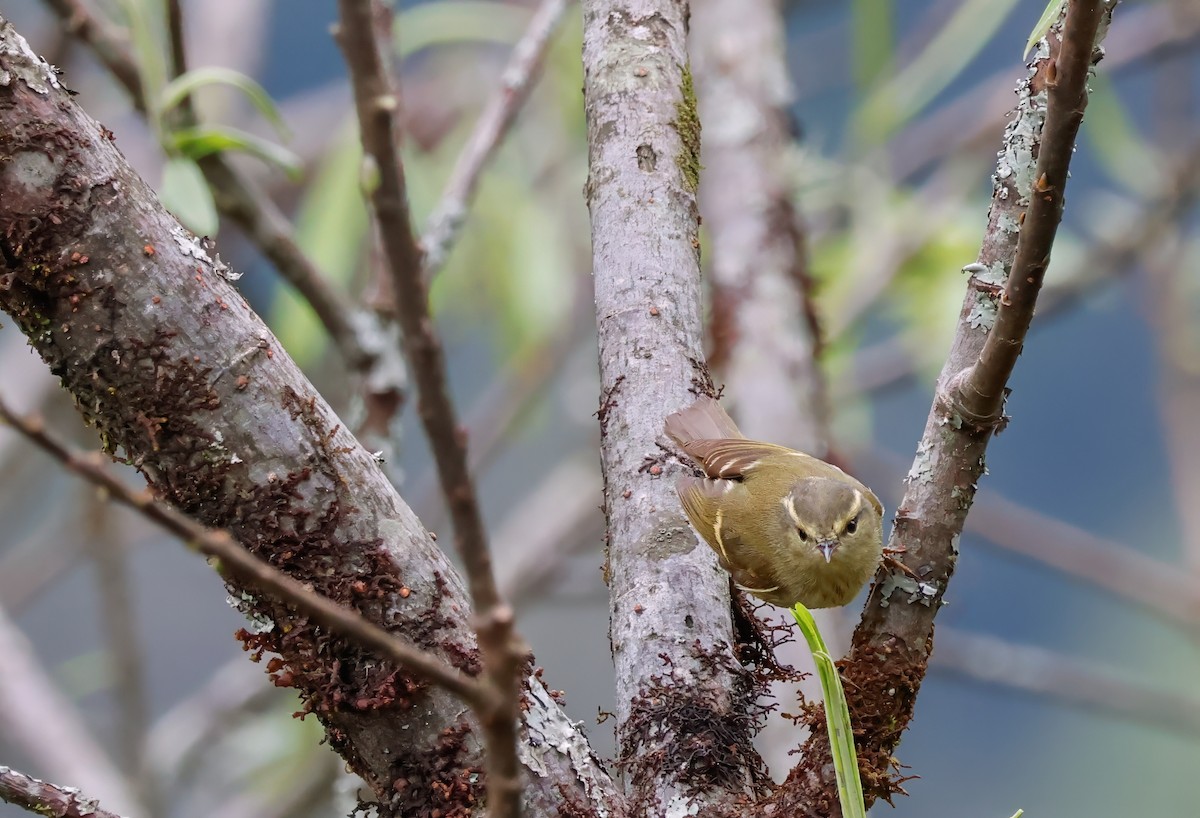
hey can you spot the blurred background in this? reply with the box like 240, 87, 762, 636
2, 0, 1199, 816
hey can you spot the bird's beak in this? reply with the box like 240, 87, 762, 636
817, 539, 838, 563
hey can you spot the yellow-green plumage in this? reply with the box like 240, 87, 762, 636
665, 397, 883, 609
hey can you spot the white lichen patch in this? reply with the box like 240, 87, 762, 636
520, 679, 613, 817
906, 439, 935, 485
878, 573, 940, 607
967, 293, 998, 331
0, 20, 62, 94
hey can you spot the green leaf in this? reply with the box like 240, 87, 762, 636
272, 124, 368, 364
851, 0, 893, 92
791, 604, 866, 818
170, 125, 302, 178
395, 0, 532, 58
115, 0, 167, 131
1024, 0, 1067, 59
160, 156, 218, 236
855, 0, 1020, 145
159, 66, 290, 139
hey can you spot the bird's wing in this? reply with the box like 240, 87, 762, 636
676, 475, 744, 565
679, 438, 819, 480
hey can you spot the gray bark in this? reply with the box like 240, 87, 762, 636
582, 1, 767, 813
0, 17, 618, 817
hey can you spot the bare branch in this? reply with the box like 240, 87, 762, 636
952, 2, 1109, 424
0, 12, 617, 814
0, 604, 140, 814
335, 2, 525, 814
421, 0, 572, 278
582, 0, 768, 810
0, 765, 127, 818
932, 628, 1200, 737
772, 3, 1121, 813
0, 394, 486, 707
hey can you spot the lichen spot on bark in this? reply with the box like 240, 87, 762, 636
642, 512, 698, 560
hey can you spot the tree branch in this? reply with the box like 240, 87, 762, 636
0, 393, 485, 707
41, 0, 408, 409
334, 2, 525, 814
0, 766, 127, 818
771, 3, 1120, 813
0, 15, 618, 814
952, 2, 1108, 423
582, 0, 768, 811
421, 0, 572, 278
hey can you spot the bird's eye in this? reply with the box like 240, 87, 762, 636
845, 514, 860, 535
797, 528, 809, 542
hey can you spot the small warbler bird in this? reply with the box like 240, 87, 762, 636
665, 397, 883, 609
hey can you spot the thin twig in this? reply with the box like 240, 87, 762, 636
420, 0, 572, 278
953, 2, 1108, 423
0, 765, 127, 818
41, 0, 407, 402
932, 628, 1200, 737
412, 296, 590, 529
0, 604, 140, 814
0, 394, 485, 708
334, 2, 524, 814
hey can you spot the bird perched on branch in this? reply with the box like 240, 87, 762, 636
665, 396, 883, 609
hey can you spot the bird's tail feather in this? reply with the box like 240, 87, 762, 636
664, 396, 744, 444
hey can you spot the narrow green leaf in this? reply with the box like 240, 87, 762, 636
395, 0, 531, 58
272, 124, 368, 363
792, 604, 866, 818
855, 0, 1020, 145
160, 157, 218, 236
1024, 0, 1067, 59
115, 0, 167, 132
851, 0, 893, 92
159, 66, 290, 139
170, 125, 302, 178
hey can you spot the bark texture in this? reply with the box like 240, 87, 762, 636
0, 17, 618, 818
582, 1, 769, 814
772, 3, 1118, 814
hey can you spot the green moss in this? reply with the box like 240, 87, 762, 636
673, 63, 702, 193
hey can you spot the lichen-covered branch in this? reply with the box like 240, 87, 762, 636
771, 2, 1119, 814
582, 0, 768, 813
0, 16, 618, 817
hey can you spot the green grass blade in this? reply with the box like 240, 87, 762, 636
791, 604, 866, 818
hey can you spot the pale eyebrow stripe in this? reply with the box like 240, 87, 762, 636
781, 494, 802, 527
839, 489, 864, 530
